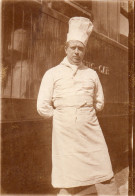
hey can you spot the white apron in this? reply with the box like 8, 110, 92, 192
37, 57, 113, 188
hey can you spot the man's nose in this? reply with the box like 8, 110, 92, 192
75, 48, 79, 54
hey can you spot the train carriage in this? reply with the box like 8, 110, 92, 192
1, 0, 130, 194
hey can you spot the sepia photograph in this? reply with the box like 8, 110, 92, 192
1, 0, 134, 195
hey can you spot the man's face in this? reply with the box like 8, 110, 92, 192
65, 40, 86, 65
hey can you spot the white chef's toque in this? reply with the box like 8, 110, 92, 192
67, 17, 93, 46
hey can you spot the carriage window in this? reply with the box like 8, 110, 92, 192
119, 1, 128, 46
2, 1, 39, 99
2, 1, 67, 99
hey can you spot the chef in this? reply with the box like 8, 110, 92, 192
37, 17, 118, 195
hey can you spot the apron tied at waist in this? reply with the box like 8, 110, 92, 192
53, 95, 93, 109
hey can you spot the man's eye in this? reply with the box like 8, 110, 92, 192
78, 47, 84, 51
71, 47, 76, 50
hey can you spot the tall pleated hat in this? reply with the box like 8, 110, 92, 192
67, 17, 93, 46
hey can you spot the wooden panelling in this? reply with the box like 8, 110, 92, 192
1, 98, 41, 122
98, 115, 129, 172
100, 1, 108, 36
1, 120, 55, 194
42, 3, 69, 23
28, 12, 68, 98
107, 0, 120, 41
92, 1, 108, 35
1, 2, 68, 99
92, 0, 121, 41
92, 0, 100, 32
87, 32, 128, 104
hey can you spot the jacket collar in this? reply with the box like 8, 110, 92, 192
61, 56, 84, 71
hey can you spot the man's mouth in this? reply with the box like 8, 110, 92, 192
73, 56, 80, 60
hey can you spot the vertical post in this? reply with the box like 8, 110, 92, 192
1, 1, 5, 96
28, 9, 33, 99
117, 0, 120, 42
107, 0, 109, 38
10, 1, 15, 98
128, 0, 134, 195
19, 9, 25, 98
